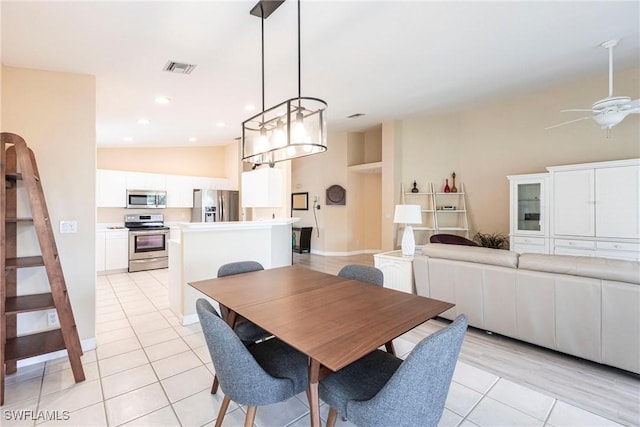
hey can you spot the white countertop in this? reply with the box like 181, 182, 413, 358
179, 218, 299, 232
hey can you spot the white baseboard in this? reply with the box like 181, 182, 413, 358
181, 313, 200, 326
17, 337, 97, 369
310, 249, 381, 256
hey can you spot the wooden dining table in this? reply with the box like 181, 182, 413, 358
189, 265, 454, 427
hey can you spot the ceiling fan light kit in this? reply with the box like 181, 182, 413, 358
242, 0, 328, 166
547, 38, 639, 131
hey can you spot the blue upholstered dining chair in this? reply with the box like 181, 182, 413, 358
319, 314, 468, 427
211, 261, 272, 394
337, 264, 384, 287
196, 299, 309, 427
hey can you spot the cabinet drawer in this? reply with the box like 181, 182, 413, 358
596, 241, 640, 252
513, 244, 547, 255
554, 239, 596, 249
513, 236, 545, 246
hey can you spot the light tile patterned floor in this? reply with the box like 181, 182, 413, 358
0, 269, 626, 426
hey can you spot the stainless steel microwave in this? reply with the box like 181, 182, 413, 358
126, 190, 167, 209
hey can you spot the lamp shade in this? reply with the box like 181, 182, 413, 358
393, 205, 422, 224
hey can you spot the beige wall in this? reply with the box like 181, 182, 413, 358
2, 66, 96, 342
293, 67, 640, 253
400, 66, 640, 245
98, 145, 229, 177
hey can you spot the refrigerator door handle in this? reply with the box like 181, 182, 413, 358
219, 195, 224, 221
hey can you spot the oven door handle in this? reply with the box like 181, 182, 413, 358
130, 229, 169, 236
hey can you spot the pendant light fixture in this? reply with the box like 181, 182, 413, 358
242, 0, 328, 166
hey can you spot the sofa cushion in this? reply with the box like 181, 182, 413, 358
519, 254, 640, 285
420, 243, 519, 269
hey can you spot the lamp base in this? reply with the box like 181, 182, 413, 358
401, 225, 416, 257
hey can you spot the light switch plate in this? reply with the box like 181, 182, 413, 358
59, 220, 77, 233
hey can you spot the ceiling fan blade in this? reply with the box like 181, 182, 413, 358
561, 108, 595, 113
622, 99, 640, 112
545, 116, 592, 130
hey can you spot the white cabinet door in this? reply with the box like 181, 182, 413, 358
374, 252, 414, 294
105, 231, 129, 271
166, 175, 194, 208
596, 165, 640, 238
553, 169, 594, 236
97, 169, 127, 207
127, 172, 166, 190
96, 231, 106, 273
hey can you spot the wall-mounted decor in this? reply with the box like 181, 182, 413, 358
291, 192, 309, 210
326, 185, 346, 206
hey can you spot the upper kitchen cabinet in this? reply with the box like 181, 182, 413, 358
165, 175, 194, 208
192, 176, 231, 190
549, 159, 639, 239
97, 169, 127, 207
126, 171, 166, 191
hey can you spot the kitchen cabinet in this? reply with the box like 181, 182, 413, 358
97, 229, 129, 274
126, 171, 166, 191
97, 169, 127, 207
166, 175, 194, 208
548, 159, 639, 260
508, 173, 549, 254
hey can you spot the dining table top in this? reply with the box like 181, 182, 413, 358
189, 265, 454, 372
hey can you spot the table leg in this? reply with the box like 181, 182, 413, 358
308, 358, 321, 427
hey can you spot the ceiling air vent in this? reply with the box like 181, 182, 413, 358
163, 61, 196, 75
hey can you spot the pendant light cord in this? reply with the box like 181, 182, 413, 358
297, 0, 301, 100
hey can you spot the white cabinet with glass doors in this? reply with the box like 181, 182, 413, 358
507, 173, 549, 254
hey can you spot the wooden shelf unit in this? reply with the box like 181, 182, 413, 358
1, 133, 85, 405
401, 182, 470, 245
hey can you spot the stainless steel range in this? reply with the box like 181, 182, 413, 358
125, 214, 169, 272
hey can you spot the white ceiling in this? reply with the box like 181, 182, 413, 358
2, 1, 639, 147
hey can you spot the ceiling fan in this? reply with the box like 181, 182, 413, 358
546, 39, 640, 131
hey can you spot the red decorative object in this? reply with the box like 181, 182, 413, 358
444, 179, 451, 193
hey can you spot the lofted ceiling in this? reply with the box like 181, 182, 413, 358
1, 1, 639, 148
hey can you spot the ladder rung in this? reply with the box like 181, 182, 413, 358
5, 172, 22, 181
4, 217, 34, 224
5, 256, 45, 270
5, 293, 56, 314
5, 329, 67, 362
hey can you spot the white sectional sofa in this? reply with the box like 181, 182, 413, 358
413, 243, 640, 374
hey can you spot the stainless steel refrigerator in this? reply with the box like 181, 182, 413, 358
191, 189, 239, 222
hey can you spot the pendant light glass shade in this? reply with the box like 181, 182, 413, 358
242, 96, 327, 165
241, 0, 327, 166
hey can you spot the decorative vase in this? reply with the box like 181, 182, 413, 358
411, 180, 419, 193
451, 172, 458, 193
444, 179, 451, 193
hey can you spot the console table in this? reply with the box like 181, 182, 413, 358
292, 226, 312, 253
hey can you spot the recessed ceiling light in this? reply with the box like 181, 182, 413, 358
245, 104, 255, 111
137, 118, 150, 125
155, 96, 171, 104
123, 136, 133, 142
188, 137, 197, 142
216, 122, 225, 127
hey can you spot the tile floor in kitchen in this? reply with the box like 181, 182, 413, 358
0, 267, 632, 426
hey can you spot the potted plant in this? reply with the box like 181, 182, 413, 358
473, 232, 509, 250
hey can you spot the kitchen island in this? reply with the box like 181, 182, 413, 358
168, 218, 298, 324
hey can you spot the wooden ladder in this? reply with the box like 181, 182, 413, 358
1, 132, 85, 405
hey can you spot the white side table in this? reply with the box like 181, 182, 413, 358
373, 250, 414, 294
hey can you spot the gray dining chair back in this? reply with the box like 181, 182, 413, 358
210, 261, 271, 395
338, 264, 384, 287
320, 314, 468, 427
196, 299, 309, 427
217, 260, 264, 277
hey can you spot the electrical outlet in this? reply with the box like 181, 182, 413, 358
59, 220, 77, 234
47, 311, 59, 327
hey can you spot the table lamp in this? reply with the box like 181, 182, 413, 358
393, 204, 422, 256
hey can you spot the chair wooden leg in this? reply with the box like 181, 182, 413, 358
215, 395, 231, 427
326, 408, 338, 427
211, 375, 220, 394
244, 406, 257, 427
